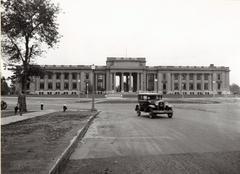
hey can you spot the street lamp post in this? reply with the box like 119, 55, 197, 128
91, 64, 96, 111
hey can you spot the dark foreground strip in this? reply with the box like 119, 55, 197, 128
48, 111, 100, 174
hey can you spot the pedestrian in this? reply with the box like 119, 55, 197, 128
14, 105, 19, 115
63, 104, 67, 112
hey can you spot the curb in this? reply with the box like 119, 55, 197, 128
48, 111, 100, 174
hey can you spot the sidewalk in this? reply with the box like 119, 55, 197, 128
1, 109, 56, 126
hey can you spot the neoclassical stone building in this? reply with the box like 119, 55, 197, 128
28, 57, 230, 95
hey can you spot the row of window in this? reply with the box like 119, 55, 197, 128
39, 91, 78, 95
173, 73, 211, 81
174, 92, 210, 95
40, 82, 78, 90
173, 83, 221, 90
40, 72, 90, 80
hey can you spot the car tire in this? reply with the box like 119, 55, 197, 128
168, 113, 173, 118
149, 109, 154, 119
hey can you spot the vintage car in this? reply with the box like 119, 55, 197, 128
135, 93, 173, 119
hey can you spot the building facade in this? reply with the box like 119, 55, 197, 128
28, 57, 230, 95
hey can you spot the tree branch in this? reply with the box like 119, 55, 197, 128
7, 34, 24, 62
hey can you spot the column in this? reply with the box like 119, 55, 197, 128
77, 73, 80, 92
141, 73, 144, 92
53, 73, 56, 90
137, 73, 139, 92
44, 74, 48, 91
106, 70, 110, 92
80, 72, 85, 92
102, 74, 106, 92
36, 76, 40, 91
225, 71, 230, 93
113, 72, 116, 92
60, 73, 64, 90
121, 72, 124, 92
143, 71, 147, 91
171, 73, 174, 91
158, 72, 163, 93
208, 73, 212, 92
166, 73, 171, 93
178, 74, 182, 91
193, 73, 197, 91
69, 72, 72, 91
109, 72, 112, 92
212, 72, 217, 94
154, 74, 157, 92
146, 73, 148, 91
221, 72, 225, 92
201, 73, 204, 91
186, 73, 190, 91
129, 73, 132, 92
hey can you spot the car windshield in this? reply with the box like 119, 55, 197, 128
138, 95, 161, 100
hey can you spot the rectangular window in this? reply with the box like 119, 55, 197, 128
48, 73, 52, 79
64, 73, 69, 80
56, 82, 61, 90
163, 83, 166, 90
40, 82, 44, 89
40, 74, 44, 79
189, 83, 194, 90
204, 74, 209, 80
85, 73, 89, 79
72, 82, 77, 89
64, 82, 69, 90
174, 83, 179, 90
48, 83, 52, 89
182, 74, 186, 80
174, 74, 178, 80
217, 74, 221, 80
72, 73, 77, 80
197, 83, 201, 90
56, 73, 61, 79
197, 74, 201, 80
204, 83, 208, 90
189, 74, 194, 80
182, 83, 186, 90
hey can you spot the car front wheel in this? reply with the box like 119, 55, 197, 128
137, 110, 141, 116
168, 113, 173, 118
149, 109, 154, 119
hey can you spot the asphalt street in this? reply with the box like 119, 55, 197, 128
2, 96, 240, 173
62, 101, 240, 174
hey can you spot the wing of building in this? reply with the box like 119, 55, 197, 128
26, 57, 230, 95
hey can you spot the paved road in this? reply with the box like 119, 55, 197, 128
62, 102, 240, 174
2, 96, 240, 173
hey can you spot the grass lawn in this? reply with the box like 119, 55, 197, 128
1, 110, 96, 174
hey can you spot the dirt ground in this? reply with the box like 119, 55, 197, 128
1, 110, 95, 174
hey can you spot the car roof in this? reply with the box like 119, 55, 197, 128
138, 93, 162, 96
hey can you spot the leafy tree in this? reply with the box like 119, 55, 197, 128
230, 83, 240, 95
1, 0, 60, 111
1, 76, 10, 95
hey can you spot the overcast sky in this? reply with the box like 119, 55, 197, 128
2, 0, 240, 85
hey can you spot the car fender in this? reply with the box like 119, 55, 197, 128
148, 105, 156, 109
